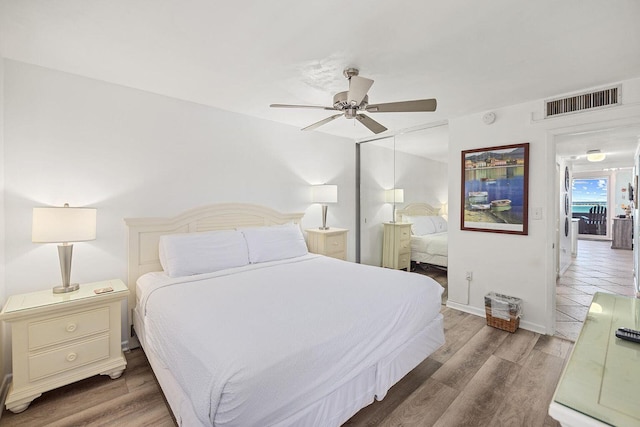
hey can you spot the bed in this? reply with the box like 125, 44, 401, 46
396, 203, 448, 269
125, 203, 445, 426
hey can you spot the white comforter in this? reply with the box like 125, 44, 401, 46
137, 254, 443, 426
411, 232, 448, 257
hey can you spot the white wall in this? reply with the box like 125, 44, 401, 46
447, 76, 640, 334
0, 54, 6, 398
613, 169, 633, 217
2, 60, 356, 355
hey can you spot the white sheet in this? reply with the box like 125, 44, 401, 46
137, 254, 443, 427
411, 232, 448, 257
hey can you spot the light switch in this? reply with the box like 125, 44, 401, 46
533, 207, 543, 220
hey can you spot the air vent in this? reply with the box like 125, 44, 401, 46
545, 86, 620, 118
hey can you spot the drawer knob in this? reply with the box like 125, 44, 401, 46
66, 352, 77, 362
332, 241, 339, 246
66, 323, 77, 333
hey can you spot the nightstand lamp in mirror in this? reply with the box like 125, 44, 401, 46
385, 188, 404, 223
312, 184, 338, 230
32, 203, 97, 294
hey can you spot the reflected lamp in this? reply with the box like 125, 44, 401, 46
385, 188, 404, 223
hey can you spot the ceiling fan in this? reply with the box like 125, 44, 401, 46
270, 68, 437, 134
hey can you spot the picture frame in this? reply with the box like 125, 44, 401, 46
461, 142, 529, 235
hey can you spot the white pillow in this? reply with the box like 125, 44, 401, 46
240, 223, 308, 263
159, 230, 250, 277
431, 216, 448, 233
406, 215, 436, 235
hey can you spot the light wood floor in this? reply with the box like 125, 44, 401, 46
1, 306, 571, 427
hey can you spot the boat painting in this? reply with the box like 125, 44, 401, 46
462, 143, 529, 235
490, 199, 512, 212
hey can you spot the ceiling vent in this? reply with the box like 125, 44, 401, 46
545, 85, 620, 118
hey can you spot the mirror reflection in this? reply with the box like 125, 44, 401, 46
358, 125, 449, 300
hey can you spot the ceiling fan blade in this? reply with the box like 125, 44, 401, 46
302, 114, 343, 131
348, 75, 374, 105
356, 114, 388, 134
270, 103, 337, 111
366, 98, 437, 113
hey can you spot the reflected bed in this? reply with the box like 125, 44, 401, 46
397, 203, 448, 269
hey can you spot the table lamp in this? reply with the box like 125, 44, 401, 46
312, 184, 338, 230
32, 203, 97, 293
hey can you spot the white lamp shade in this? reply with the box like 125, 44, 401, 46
312, 184, 338, 204
32, 206, 97, 243
384, 189, 404, 204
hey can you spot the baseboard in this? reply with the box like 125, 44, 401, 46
445, 300, 548, 335
446, 300, 484, 317
0, 373, 12, 421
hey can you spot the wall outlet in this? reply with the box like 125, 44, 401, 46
465, 271, 473, 281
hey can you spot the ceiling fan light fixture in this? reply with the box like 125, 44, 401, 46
586, 149, 606, 162
270, 68, 437, 134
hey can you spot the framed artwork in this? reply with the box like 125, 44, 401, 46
564, 194, 569, 215
564, 166, 570, 191
461, 142, 529, 235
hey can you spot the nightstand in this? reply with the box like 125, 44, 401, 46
0, 279, 129, 413
306, 228, 348, 260
382, 222, 412, 271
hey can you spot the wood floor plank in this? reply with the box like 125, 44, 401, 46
47, 386, 173, 427
0, 374, 129, 426
376, 377, 459, 427
344, 357, 442, 426
432, 355, 521, 427
431, 325, 509, 390
429, 312, 486, 365
488, 349, 566, 427
534, 334, 573, 360
493, 327, 539, 365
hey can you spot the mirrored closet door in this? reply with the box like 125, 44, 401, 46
357, 125, 449, 277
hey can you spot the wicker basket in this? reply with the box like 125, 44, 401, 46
484, 292, 522, 333
485, 307, 520, 333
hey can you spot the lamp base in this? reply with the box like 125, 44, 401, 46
318, 226, 330, 230
53, 283, 80, 294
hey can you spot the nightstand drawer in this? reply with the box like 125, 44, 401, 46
398, 253, 411, 268
325, 234, 346, 254
399, 227, 411, 242
29, 334, 110, 381
29, 307, 110, 350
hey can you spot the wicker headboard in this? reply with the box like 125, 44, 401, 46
396, 203, 441, 222
124, 203, 304, 338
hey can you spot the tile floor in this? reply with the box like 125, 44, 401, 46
555, 239, 636, 341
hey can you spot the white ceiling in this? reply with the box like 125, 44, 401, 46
1, 0, 639, 165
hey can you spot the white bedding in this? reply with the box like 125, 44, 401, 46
137, 254, 444, 427
411, 232, 448, 258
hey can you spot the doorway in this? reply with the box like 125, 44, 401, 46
554, 121, 640, 339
